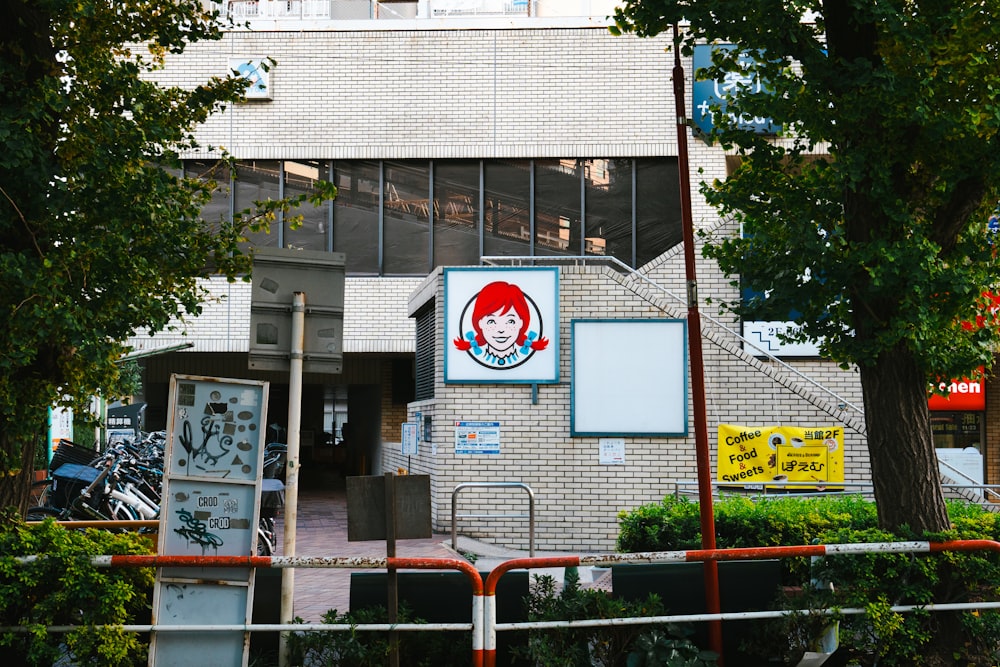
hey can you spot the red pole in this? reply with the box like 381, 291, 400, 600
672, 23, 724, 662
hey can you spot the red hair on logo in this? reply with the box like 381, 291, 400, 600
453, 281, 549, 351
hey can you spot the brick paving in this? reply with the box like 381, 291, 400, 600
272, 471, 459, 622
269, 467, 612, 622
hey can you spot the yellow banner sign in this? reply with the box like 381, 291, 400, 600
717, 424, 844, 488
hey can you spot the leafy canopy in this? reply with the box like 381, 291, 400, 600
613, 0, 1000, 381
0, 0, 333, 481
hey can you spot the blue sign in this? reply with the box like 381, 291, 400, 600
455, 421, 501, 455
402, 422, 418, 455
691, 44, 780, 136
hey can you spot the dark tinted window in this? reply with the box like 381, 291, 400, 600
433, 160, 480, 267
383, 160, 431, 275
333, 161, 380, 274
284, 160, 330, 252
483, 160, 530, 258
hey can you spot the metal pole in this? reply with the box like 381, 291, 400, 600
278, 291, 306, 667
672, 24, 723, 662
385, 472, 400, 667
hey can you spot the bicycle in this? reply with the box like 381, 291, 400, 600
28, 438, 283, 555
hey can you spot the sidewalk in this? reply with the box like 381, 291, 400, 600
273, 484, 455, 621
274, 469, 607, 621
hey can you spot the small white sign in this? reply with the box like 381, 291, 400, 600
402, 422, 418, 456
742, 321, 822, 357
599, 438, 626, 465
230, 58, 271, 100
455, 421, 501, 455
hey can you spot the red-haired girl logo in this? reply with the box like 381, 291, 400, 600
452, 281, 549, 370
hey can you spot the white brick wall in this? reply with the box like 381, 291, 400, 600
126, 277, 423, 354
140, 24, 879, 553
153, 28, 678, 160
391, 263, 871, 553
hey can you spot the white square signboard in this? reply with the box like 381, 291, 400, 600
571, 319, 688, 436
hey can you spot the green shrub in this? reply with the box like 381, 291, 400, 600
617, 495, 1000, 665
619, 494, 879, 582
809, 523, 1000, 666
0, 511, 155, 667
616, 496, 704, 553
513, 568, 717, 667
286, 603, 470, 667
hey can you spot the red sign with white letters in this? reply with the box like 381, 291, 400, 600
928, 372, 985, 411
927, 291, 998, 412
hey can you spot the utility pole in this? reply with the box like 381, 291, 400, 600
673, 23, 724, 662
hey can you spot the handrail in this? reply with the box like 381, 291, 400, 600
480, 539, 1000, 667
216, 0, 580, 22
664, 477, 1000, 512
452, 482, 535, 557
938, 457, 1000, 503
24, 519, 159, 530
7, 554, 485, 666
12, 540, 1000, 667
481, 254, 866, 420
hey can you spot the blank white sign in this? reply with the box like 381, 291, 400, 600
571, 319, 688, 436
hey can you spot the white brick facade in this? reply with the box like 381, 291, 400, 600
155, 27, 678, 160
138, 20, 887, 553
399, 246, 871, 553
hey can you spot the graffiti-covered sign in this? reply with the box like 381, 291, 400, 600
717, 424, 844, 489
166, 378, 267, 480
444, 267, 559, 383
151, 374, 269, 667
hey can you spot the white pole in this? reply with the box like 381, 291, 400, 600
278, 291, 306, 667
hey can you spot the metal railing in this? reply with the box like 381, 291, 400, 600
11, 539, 1000, 667
8, 554, 487, 664
939, 457, 1000, 502
663, 478, 1000, 511
452, 481, 535, 557
217, 0, 538, 22
481, 539, 1000, 667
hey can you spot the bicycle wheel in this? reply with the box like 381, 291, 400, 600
29, 479, 53, 507
256, 523, 273, 556
110, 500, 141, 522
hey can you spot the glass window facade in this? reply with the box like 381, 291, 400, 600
433, 160, 480, 267
584, 158, 633, 263
536, 159, 581, 257
383, 160, 431, 275
189, 157, 682, 275
187, 159, 232, 238
284, 160, 330, 252
234, 161, 281, 251
333, 160, 380, 275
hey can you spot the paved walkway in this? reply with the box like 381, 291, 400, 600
273, 478, 457, 621
272, 468, 608, 622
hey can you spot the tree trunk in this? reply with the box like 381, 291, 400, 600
0, 430, 39, 516
858, 344, 950, 534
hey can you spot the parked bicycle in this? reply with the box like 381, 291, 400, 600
27, 433, 284, 555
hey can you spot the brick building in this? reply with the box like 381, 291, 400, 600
129, 1, 990, 552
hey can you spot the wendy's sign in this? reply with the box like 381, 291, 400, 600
444, 267, 559, 383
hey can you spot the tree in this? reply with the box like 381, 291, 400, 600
0, 0, 333, 513
613, 1, 1000, 534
